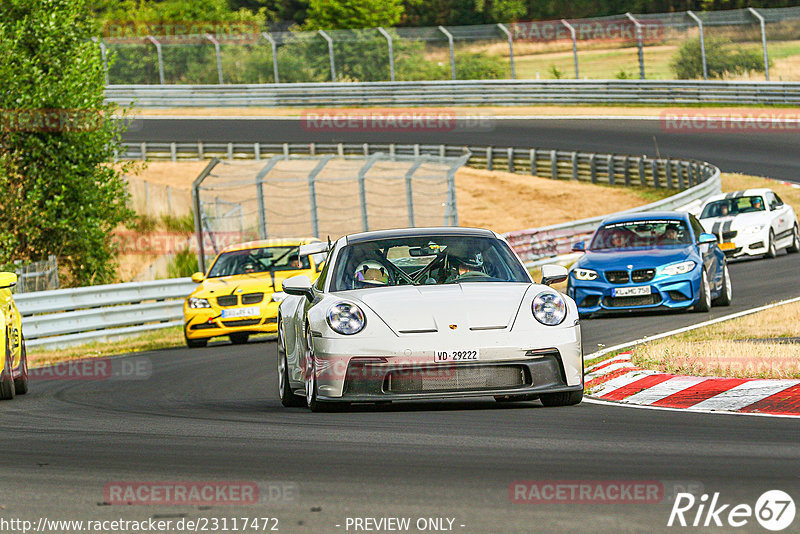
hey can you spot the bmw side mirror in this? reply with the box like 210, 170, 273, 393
191, 272, 205, 283
541, 265, 568, 286
571, 241, 586, 252
698, 233, 717, 245
283, 275, 315, 302
0, 272, 17, 289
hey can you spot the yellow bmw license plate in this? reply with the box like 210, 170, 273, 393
719, 242, 736, 251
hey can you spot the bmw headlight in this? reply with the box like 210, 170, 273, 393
327, 302, 366, 335
742, 225, 765, 234
572, 268, 598, 281
532, 292, 567, 326
660, 260, 696, 276
188, 297, 211, 309
271, 291, 287, 303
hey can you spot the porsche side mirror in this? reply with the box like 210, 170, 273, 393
571, 241, 586, 252
698, 233, 717, 245
191, 272, 205, 283
0, 272, 17, 289
283, 275, 315, 301
541, 265, 568, 286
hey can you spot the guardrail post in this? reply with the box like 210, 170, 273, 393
198, 141, 204, 160
507, 147, 515, 173
571, 152, 578, 181
227, 143, 233, 161
665, 160, 674, 189
378, 27, 395, 82
204, 34, 224, 84
414, 144, 420, 157
623, 155, 631, 186
487, 146, 493, 170
550, 150, 558, 179
438, 26, 457, 80
389, 144, 396, 160
261, 32, 280, 83
607, 154, 615, 185
748, 8, 770, 81
625, 13, 645, 80
561, 20, 579, 79
687, 11, 707, 80
140, 142, 147, 161
310, 142, 316, 156
146, 35, 165, 84
318, 30, 337, 82
170, 142, 177, 162
254, 142, 260, 160
338, 143, 344, 156
637, 157, 646, 186
678, 162, 687, 189
589, 153, 597, 184
529, 149, 537, 175
283, 143, 290, 157
497, 23, 515, 79
363, 143, 369, 156
440, 145, 446, 158
651, 160, 660, 188
307, 155, 332, 238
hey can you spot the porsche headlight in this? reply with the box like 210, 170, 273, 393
742, 225, 765, 234
271, 291, 287, 303
327, 302, 366, 335
660, 260, 696, 276
532, 292, 567, 326
187, 297, 211, 309
572, 268, 598, 281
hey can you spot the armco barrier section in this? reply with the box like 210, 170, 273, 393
16, 278, 195, 349
24, 143, 719, 349
106, 80, 800, 107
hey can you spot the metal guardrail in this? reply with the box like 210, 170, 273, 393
26, 141, 719, 349
16, 278, 195, 349
106, 80, 800, 107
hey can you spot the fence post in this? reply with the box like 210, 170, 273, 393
307, 155, 333, 238
253, 156, 285, 240
561, 20, 579, 79
550, 150, 558, 179
405, 158, 427, 227
261, 32, 280, 83
496, 23, 515, 79
748, 8, 770, 81
146, 36, 165, 84
204, 34, 224, 84
625, 13, 645, 80
318, 30, 337, 82
358, 154, 382, 232
438, 26, 456, 80
377, 27, 395, 82
687, 11, 707, 80
192, 158, 220, 273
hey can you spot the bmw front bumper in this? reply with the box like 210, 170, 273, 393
568, 270, 701, 314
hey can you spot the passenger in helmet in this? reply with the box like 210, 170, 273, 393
243, 261, 256, 274
354, 261, 389, 286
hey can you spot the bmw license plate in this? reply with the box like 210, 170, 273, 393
613, 286, 651, 297
221, 306, 260, 319
434, 350, 480, 363
719, 242, 736, 251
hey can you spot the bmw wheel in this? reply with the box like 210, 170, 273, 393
712, 263, 732, 307
788, 225, 800, 254
766, 230, 777, 259
693, 269, 711, 313
278, 318, 304, 407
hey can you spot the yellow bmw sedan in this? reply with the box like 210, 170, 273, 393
1, 272, 28, 400
183, 239, 323, 348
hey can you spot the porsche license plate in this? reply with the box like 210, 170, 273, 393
719, 242, 736, 251
434, 350, 480, 363
613, 286, 651, 297
221, 306, 260, 319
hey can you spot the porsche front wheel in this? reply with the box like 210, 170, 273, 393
277, 319, 304, 408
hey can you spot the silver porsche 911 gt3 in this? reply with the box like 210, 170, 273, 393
276, 227, 583, 412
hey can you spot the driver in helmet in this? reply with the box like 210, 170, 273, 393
354, 260, 389, 286
243, 261, 257, 274
445, 252, 484, 282
750, 196, 764, 211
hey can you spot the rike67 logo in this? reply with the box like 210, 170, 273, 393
668, 490, 795, 531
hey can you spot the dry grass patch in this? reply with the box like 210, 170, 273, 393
631, 300, 800, 379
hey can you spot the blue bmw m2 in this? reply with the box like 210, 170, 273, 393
567, 211, 732, 316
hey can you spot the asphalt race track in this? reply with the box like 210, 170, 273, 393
0, 119, 798, 533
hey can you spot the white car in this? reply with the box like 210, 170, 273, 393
698, 188, 799, 259
276, 227, 583, 412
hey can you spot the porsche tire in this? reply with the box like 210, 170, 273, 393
277, 319, 304, 408
693, 269, 711, 313
304, 327, 347, 413
712, 263, 732, 307
539, 390, 583, 407
14, 336, 28, 395
0, 331, 15, 400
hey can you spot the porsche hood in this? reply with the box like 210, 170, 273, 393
343, 283, 532, 334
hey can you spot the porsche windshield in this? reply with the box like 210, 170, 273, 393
590, 220, 692, 250
207, 246, 308, 278
700, 196, 766, 218
330, 236, 530, 291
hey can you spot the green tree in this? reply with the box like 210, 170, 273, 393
305, 0, 404, 29
0, 0, 135, 286
670, 36, 766, 79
